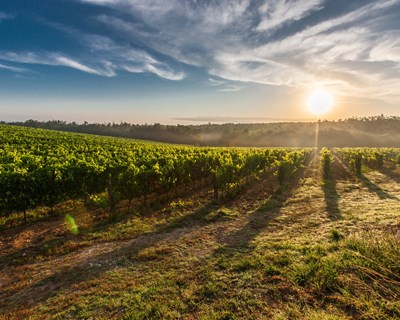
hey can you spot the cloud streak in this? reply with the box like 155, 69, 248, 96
84, 34, 185, 80
0, 36, 185, 80
256, 0, 324, 31
0, 51, 114, 76
0, 63, 28, 73
0, 14, 185, 80
2, 0, 400, 108
79, 0, 400, 103
207, 78, 244, 92
0, 11, 14, 21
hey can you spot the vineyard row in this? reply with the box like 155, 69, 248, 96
0, 125, 311, 219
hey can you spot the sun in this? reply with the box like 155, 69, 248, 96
307, 90, 333, 115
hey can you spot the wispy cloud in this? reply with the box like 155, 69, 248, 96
91, 1, 253, 67
207, 78, 244, 92
0, 11, 14, 21
0, 51, 114, 76
83, 34, 185, 80
54, 55, 110, 75
212, 1, 400, 101
217, 85, 244, 92
31, 17, 186, 80
0, 63, 28, 73
80, 0, 400, 103
7, 0, 400, 102
0, 34, 185, 80
208, 78, 225, 87
256, 0, 324, 31
0, 9, 186, 80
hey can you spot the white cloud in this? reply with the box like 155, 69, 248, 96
74, 0, 400, 101
207, 78, 244, 92
33, 19, 186, 80
144, 63, 185, 81
208, 78, 226, 86
369, 32, 400, 63
53, 55, 111, 75
0, 33, 185, 80
90, 1, 253, 68
82, 0, 250, 30
0, 51, 114, 76
0, 63, 28, 73
257, 0, 323, 31
83, 34, 185, 80
217, 85, 243, 92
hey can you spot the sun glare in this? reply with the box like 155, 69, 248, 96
307, 90, 333, 115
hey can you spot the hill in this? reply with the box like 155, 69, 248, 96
4, 115, 400, 147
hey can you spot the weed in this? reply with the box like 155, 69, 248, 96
330, 228, 344, 241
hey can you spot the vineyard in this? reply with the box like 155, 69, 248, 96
1, 124, 400, 319
0, 125, 312, 221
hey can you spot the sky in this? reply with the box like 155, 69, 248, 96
0, 0, 399, 124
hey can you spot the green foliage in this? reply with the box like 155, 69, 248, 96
87, 194, 109, 208
0, 124, 312, 217
293, 257, 339, 291
333, 147, 400, 174
353, 154, 362, 175
374, 152, 384, 169
274, 150, 309, 187
320, 148, 333, 179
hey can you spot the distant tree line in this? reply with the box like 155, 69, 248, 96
2, 115, 400, 147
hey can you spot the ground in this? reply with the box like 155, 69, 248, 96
1, 155, 399, 319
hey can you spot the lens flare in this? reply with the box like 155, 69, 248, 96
65, 214, 79, 235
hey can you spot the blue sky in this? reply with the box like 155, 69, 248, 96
0, 0, 399, 124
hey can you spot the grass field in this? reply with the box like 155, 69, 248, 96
1, 154, 400, 319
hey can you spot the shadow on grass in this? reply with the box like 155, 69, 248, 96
215, 192, 288, 249
0, 200, 219, 311
0, 170, 279, 312
378, 168, 400, 184
0, 234, 86, 268
333, 153, 398, 201
322, 156, 350, 220
358, 174, 398, 200
323, 179, 340, 220
0, 182, 214, 270
215, 157, 311, 250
